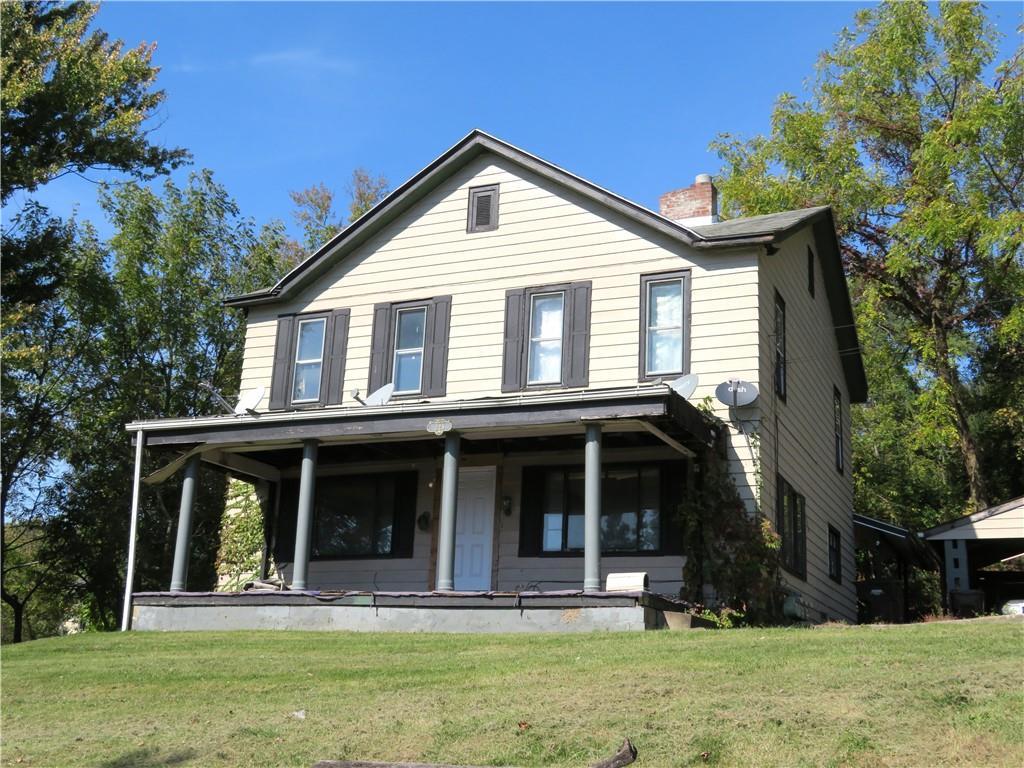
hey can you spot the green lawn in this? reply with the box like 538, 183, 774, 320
2, 619, 1022, 768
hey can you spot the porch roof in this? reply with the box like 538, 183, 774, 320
128, 385, 720, 482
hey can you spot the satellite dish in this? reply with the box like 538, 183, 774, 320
363, 382, 394, 407
715, 379, 759, 408
234, 385, 265, 416
669, 373, 699, 400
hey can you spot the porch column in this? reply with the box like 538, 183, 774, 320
169, 455, 200, 592
120, 429, 145, 631
584, 423, 602, 593
435, 432, 461, 592
291, 439, 318, 591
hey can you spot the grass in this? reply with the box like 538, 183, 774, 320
2, 618, 1022, 767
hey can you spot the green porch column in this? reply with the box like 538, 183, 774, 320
584, 423, 602, 593
291, 439, 318, 591
169, 455, 200, 592
435, 432, 461, 592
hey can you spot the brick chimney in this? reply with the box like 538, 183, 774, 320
659, 173, 720, 225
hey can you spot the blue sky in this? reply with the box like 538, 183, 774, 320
15, 1, 1022, 240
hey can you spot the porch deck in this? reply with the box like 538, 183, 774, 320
131, 589, 697, 633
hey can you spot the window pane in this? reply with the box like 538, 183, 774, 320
649, 281, 682, 327
566, 514, 584, 550
647, 328, 682, 374
396, 308, 426, 350
528, 339, 562, 383
639, 468, 660, 551
543, 513, 563, 552
602, 469, 638, 551
531, 294, 563, 339
394, 350, 422, 393
296, 319, 325, 361
292, 361, 322, 401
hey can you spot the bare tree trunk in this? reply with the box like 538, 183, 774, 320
3, 593, 25, 643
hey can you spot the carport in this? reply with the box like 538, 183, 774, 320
923, 495, 1024, 616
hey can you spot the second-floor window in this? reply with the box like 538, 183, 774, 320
502, 282, 591, 392
774, 291, 787, 400
527, 292, 565, 385
368, 297, 452, 398
640, 270, 690, 379
268, 309, 351, 411
291, 317, 327, 403
834, 386, 844, 473
393, 307, 427, 394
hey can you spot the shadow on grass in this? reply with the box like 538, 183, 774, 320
98, 747, 196, 767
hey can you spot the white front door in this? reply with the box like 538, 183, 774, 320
453, 467, 496, 591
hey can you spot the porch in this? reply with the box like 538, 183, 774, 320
123, 385, 720, 632
130, 589, 702, 633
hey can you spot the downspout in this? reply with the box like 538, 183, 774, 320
121, 428, 146, 631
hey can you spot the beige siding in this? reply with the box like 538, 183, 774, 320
927, 506, 1024, 540
757, 228, 858, 622
240, 153, 763, 514
240, 155, 760, 405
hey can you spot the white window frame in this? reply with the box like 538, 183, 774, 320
527, 291, 565, 385
392, 306, 427, 395
291, 317, 327, 404
644, 278, 685, 376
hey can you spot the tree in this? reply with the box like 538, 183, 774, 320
48, 172, 289, 629
711, 1, 1023, 515
347, 167, 389, 223
1, 1, 189, 204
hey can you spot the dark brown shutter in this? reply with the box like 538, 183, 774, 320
422, 296, 452, 397
475, 192, 493, 228
518, 467, 545, 557
367, 303, 393, 393
273, 479, 300, 564
390, 471, 419, 558
268, 315, 295, 411
565, 281, 591, 388
501, 289, 526, 392
660, 461, 685, 555
325, 309, 351, 405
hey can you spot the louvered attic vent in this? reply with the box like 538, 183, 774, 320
467, 184, 499, 233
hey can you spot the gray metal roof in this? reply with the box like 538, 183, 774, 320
690, 207, 831, 241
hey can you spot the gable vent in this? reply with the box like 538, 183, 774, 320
475, 193, 493, 227
468, 184, 499, 233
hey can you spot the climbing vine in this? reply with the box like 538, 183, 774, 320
678, 435, 784, 624
215, 479, 268, 591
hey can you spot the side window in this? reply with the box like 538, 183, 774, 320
807, 246, 816, 298
639, 270, 690, 380
502, 282, 591, 391
269, 309, 351, 410
828, 525, 842, 583
368, 297, 452, 398
834, 386, 844, 473
774, 291, 787, 401
776, 474, 806, 579
467, 184, 499, 233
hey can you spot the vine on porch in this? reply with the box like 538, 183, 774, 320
677, 432, 784, 624
215, 478, 270, 591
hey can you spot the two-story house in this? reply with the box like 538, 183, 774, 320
125, 130, 867, 632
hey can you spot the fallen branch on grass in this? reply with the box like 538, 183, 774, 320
311, 737, 638, 768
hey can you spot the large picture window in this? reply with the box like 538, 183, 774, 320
639, 270, 690, 381
274, 471, 418, 562
520, 462, 682, 556
776, 474, 806, 578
